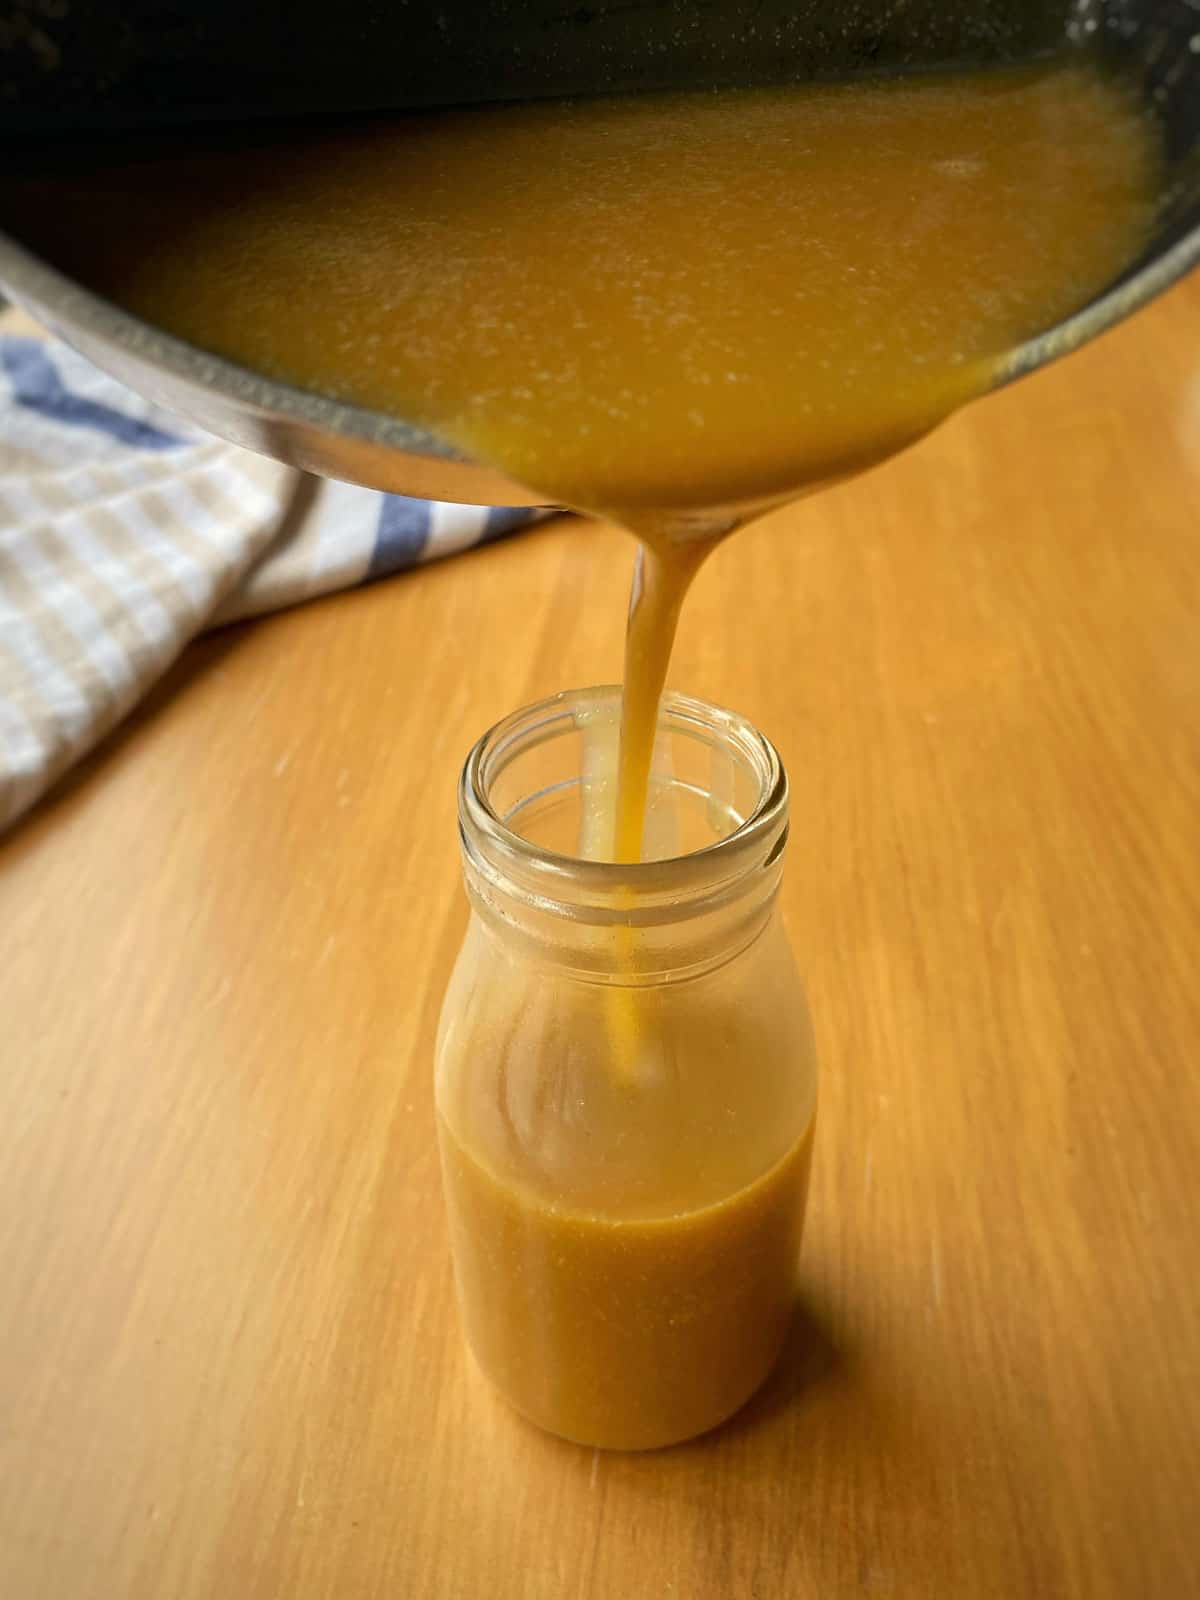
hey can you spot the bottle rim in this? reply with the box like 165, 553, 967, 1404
459, 685, 788, 923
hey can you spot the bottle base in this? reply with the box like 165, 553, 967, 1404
470, 1320, 790, 1453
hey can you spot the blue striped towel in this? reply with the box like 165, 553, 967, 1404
0, 317, 550, 829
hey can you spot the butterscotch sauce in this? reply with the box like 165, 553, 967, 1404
5, 57, 1163, 1446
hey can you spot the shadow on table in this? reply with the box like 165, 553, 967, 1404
545, 1282, 956, 1580
721, 1291, 845, 1438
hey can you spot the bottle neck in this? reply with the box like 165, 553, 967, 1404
457, 687, 789, 985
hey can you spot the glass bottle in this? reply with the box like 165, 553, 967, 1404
435, 686, 817, 1451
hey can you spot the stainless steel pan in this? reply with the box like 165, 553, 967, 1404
0, 0, 1196, 506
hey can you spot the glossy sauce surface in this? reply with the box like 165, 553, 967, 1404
6, 60, 1159, 521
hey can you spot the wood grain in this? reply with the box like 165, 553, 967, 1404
2, 271, 1199, 1599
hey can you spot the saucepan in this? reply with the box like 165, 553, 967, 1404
0, 0, 1196, 506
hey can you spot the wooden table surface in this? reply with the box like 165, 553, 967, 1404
3, 272, 1199, 1599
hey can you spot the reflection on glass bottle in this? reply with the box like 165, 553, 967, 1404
436, 688, 818, 1450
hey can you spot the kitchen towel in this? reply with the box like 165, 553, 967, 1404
0, 317, 550, 830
